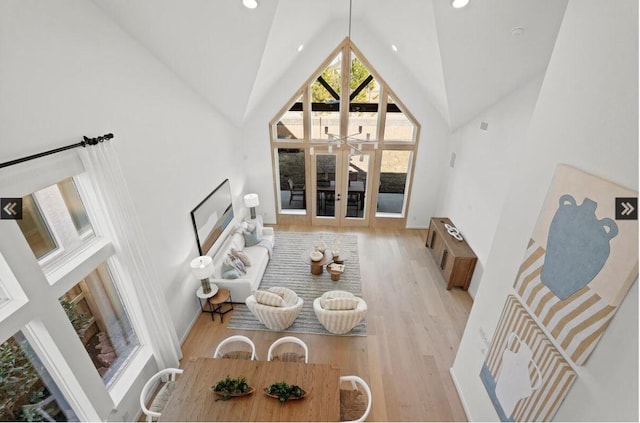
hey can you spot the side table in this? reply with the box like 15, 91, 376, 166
208, 288, 234, 323
196, 285, 219, 321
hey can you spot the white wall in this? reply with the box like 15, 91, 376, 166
437, 75, 544, 298
0, 0, 246, 418
451, 0, 638, 421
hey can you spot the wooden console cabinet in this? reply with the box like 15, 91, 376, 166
426, 217, 477, 291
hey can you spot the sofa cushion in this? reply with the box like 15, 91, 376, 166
230, 247, 250, 266
228, 254, 247, 274
230, 232, 245, 251
321, 297, 359, 310
243, 227, 262, 247
222, 260, 240, 279
254, 289, 286, 307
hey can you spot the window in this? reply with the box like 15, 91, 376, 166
377, 150, 413, 216
0, 331, 78, 421
269, 39, 420, 225
58, 263, 139, 387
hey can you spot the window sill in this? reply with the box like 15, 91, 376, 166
108, 345, 153, 407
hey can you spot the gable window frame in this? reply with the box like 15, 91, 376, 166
270, 38, 420, 227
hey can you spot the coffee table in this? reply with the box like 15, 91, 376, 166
302, 248, 332, 275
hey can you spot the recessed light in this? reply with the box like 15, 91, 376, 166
243, 0, 258, 9
391, 44, 398, 52
297, 44, 304, 52
451, 0, 469, 9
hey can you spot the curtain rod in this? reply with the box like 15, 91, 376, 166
0, 133, 114, 170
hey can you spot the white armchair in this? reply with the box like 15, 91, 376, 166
246, 287, 303, 331
313, 290, 367, 335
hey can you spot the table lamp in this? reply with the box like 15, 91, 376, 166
190, 256, 216, 294
244, 193, 260, 219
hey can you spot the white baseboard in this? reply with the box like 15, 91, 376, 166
449, 367, 472, 421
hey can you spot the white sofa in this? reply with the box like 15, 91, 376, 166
209, 223, 274, 303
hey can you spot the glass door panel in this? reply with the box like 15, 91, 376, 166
277, 148, 306, 213
376, 150, 413, 216
345, 152, 370, 220
314, 154, 337, 219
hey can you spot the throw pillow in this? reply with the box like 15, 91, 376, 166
230, 232, 245, 251
243, 227, 262, 247
321, 297, 359, 310
221, 260, 240, 279
254, 290, 286, 307
227, 254, 247, 274
230, 248, 251, 266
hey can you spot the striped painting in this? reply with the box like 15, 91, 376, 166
480, 295, 576, 422
513, 164, 638, 365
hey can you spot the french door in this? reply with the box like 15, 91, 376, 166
310, 149, 375, 227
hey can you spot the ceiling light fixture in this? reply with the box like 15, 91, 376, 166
297, 44, 304, 52
451, 0, 470, 9
391, 44, 398, 52
511, 26, 526, 37
242, 0, 258, 9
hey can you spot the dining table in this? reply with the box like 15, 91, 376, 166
158, 357, 341, 422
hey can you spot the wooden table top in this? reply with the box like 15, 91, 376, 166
159, 357, 341, 422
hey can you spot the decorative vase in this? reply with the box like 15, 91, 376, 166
310, 250, 323, 262
315, 237, 327, 253
541, 194, 618, 300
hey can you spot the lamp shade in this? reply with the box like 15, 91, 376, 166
190, 256, 214, 280
244, 193, 260, 208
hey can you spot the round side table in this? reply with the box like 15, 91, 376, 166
208, 288, 234, 323
196, 285, 219, 321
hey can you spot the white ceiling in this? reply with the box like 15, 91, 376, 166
90, 0, 568, 130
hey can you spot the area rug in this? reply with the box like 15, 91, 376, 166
227, 232, 366, 336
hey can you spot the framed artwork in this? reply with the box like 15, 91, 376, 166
513, 164, 638, 365
481, 295, 576, 422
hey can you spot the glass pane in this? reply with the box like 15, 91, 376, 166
311, 53, 341, 140
348, 53, 378, 142
275, 94, 304, 140
377, 150, 412, 215
384, 95, 416, 142
0, 331, 78, 421
346, 153, 369, 218
16, 195, 57, 259
316, 154, 336, 217
58, 263, 139, 387
278, 149, 306, 211
58, 178, 93, 237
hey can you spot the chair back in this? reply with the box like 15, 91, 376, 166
213, 335, 257, 360
140, 368, 184, 422
267, 336, 309, 363
339, 375, 372, 422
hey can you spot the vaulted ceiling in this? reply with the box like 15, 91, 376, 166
91, 0, 568, 131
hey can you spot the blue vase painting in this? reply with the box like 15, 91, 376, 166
540, 194, 618, 300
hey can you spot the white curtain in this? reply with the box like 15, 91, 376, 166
78, 142, 181, 369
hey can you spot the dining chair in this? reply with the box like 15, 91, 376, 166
288, 179, 305, 206
140, 367, 184, 422
267, 336, 309, 363
213, 335, 258, 360
339, 375, 372, 422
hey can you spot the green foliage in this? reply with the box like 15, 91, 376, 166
0, 338, 41, 421
60, 299, 91, 337
265, 381, 305, 403
311, 56, 376, 104
212, 375, 250, 401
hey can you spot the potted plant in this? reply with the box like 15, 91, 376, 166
264, 381, 307, 403
211, 375, 254, 401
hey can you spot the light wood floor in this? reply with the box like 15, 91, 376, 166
179, 225, 473, 422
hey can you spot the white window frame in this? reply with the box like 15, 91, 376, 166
0, 150, 155, 420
